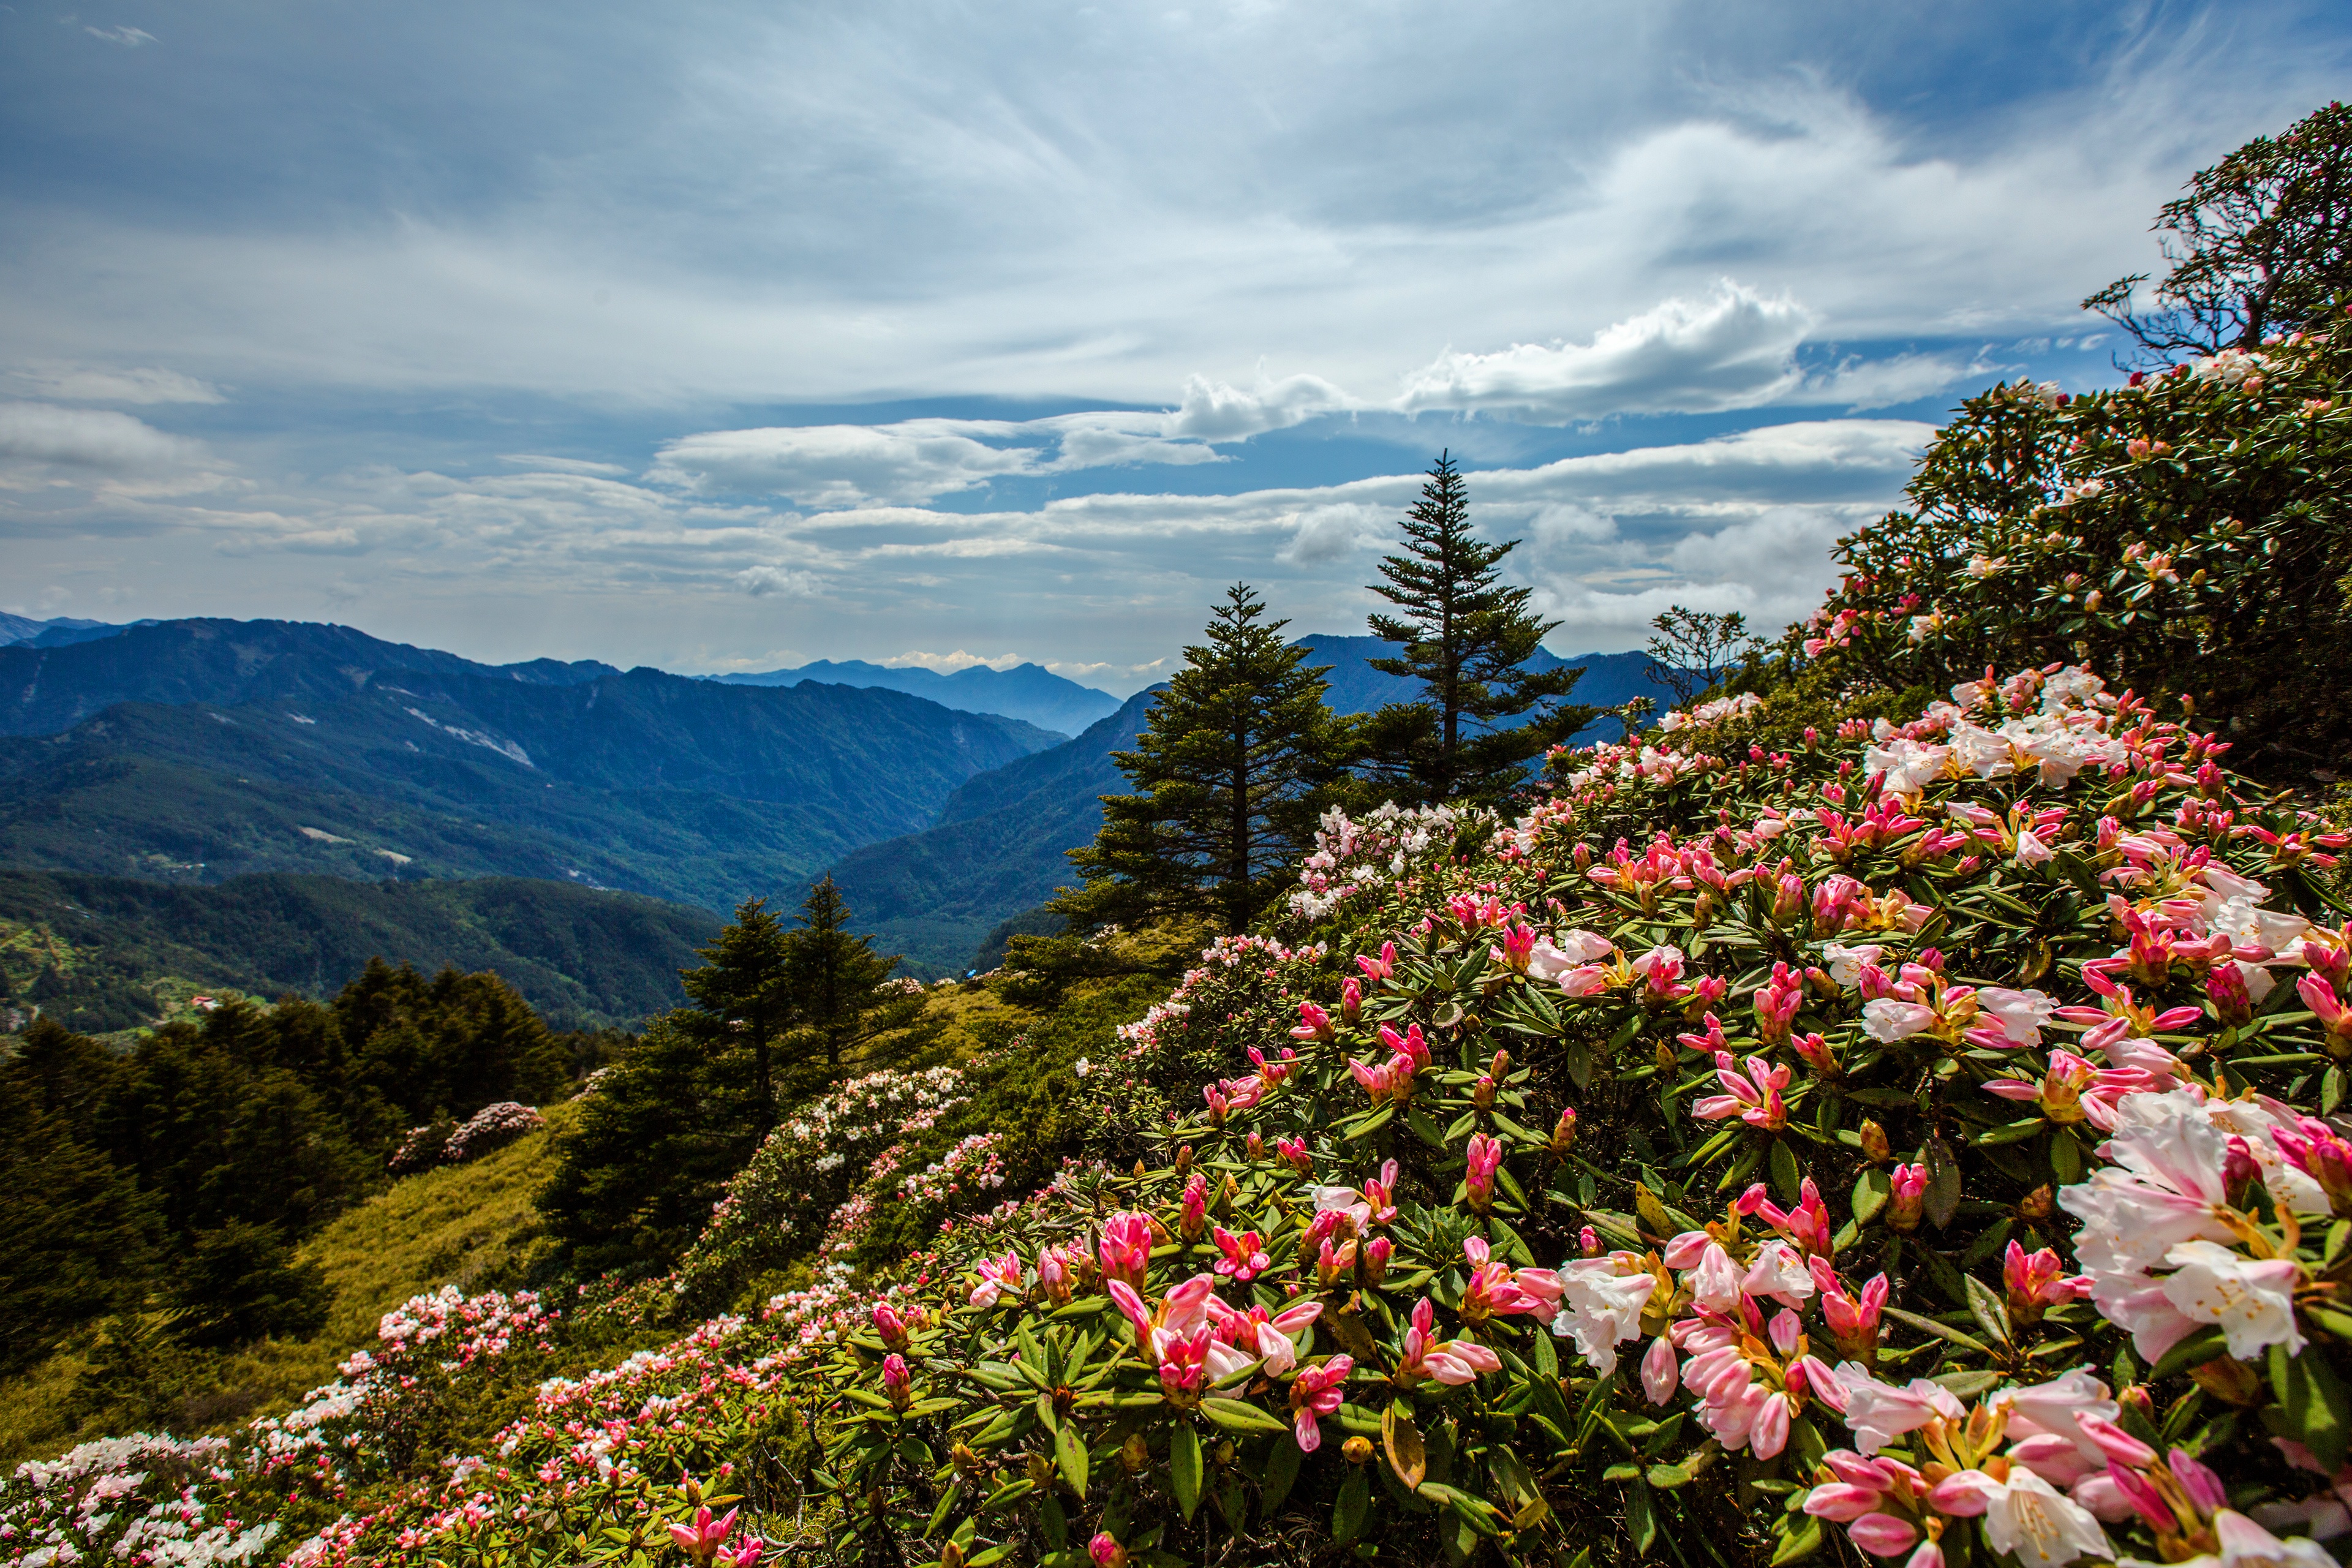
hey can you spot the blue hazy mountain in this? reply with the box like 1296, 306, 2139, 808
824, 688, 1158, 971
717, 659, 1121, 737
0, 614, 123, 647
1294, 634, 1671, 734
0, 619, 1061, 916
822, 638, 1675, 972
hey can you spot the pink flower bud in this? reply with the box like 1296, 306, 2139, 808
1847, 1512, 1920, 1558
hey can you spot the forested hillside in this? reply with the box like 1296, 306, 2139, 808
0, 623, 1058, 913
0, 869, 719, 1033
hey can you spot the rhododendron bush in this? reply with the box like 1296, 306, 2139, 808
23, 661, 2320, 1567
20, 661, 2352, 1568
1788, 328, 2352, 777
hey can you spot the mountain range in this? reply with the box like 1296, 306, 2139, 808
0, 616, 1678, 991
715, 659, 1121, 737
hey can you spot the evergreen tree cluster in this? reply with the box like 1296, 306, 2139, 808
1060, 454, 1598, 940
538, 877, 925, 1278
0, 960, 578, 1376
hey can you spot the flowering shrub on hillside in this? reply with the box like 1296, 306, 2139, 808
443, 1102, 545, 1163
1788, 328, 2352, 776
197, 657, 2352, 1568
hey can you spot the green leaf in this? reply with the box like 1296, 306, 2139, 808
1883, 1306, 1992, 1356
2147, 1325, 2230, 1382
1627, 1479, 1656, 1558
2272, 1339, 2352, 1472
981, 1479, 1035, 1512
1770, 1518, 1825, 1566
1963, 1273, 2013, 1348
1407, 1106, 1447, 1149
1261, 1434, 1303, 1520
1769, 1139, 1804, 1203
1931, 1368, 2005, 1400
1055, 1420, 1088, 1496
1200, 1398, 1289, 1436
1923, 1135, 1961, 1231
1170, 1423, 1204, 1521
1852, 1167, 1891, 1225
1333, 1466, 1371, 1544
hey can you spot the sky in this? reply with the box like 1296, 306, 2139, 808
2, 2, 2346, 694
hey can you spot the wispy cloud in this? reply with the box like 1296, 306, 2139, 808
7, 365, 224, 404
0, 402, 207, 472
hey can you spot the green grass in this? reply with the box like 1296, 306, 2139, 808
0, 1102, 574, 1466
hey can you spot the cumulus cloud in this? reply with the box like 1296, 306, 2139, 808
1278, 503, 1382, 565
880, 649, 1023, 673
0, 402, 206, 472
735, 564, 821, 597
1396, 283, 1813, 421
1164, 372, 1357, 440
652, 421, 1045, 507
9, 365, 224, 404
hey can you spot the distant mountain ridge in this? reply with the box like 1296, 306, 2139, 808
715, 659, 1120, 737
1294, 634, 1669, 733
822, 638, 1674, 971
0, 619, 1060, 919
0, 614, 124, 649
825, 688, 1158, 970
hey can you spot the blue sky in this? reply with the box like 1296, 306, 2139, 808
2, 1, 2345, 693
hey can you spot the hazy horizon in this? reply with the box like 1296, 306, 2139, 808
5, 1, 2346, 692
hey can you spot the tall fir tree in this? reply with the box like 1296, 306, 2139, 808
1362, 452, 1597, 803
679, 898, 794, 1130
783, 876, 909, 1070
1063, 584, 1348, 933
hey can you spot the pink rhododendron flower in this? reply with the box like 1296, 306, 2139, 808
1287, 1357, 1354, 1451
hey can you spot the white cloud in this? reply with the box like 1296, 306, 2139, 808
9, 365, 224, 404
1801, 350, 1998, 411
1163, 372, 1357, 440
652, 420, 1043, 507
0, 402, 206, 472
1278, 502, 1382, 565
499, 453, 630, 475
880, 649, 1023, 673
736, 564, 820, 597
83, 24, 156, 46
1397, 283, 1814, 421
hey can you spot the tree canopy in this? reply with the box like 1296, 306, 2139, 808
1362, 452, 1597, 802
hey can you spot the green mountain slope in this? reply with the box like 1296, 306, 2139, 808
823, 689, 1156, 971
821, 639, 1667, 974
0, 868, 720, 1033
0, 627, 1061, 913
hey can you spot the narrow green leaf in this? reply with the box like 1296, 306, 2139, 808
1333, 1466, 1371, 1544
1260, 1434, 1302, 1520
1199, 1397, 1289, 1436
1170, 1423, 1204, 1521
1055, 1420, 1088, 1496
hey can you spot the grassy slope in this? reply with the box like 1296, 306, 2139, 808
0, 1104, 572, 1466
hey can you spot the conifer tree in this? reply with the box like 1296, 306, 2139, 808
679, 898, 794, 1129
1064, 584, 1348, 933
782, 876, 907, 1071
1362, 452, 1597, 802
